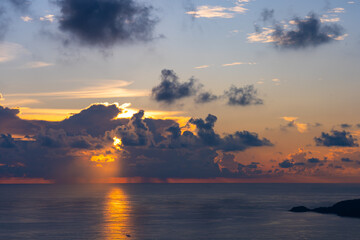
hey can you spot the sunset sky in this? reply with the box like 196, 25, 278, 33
1, 0, 360, 183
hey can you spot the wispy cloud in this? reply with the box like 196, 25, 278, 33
40, 14, 55, 23
194, 65, 210, 69
22, 61, 54, 69
1, 98, 40, 107
333, 34, 348, 40
328, 8, 345, 13
281, 117, 308, 133
186, 1, 249, 19
21, 16, 32, 22
320, 17, 340, 23
222, 62, 256, 67
0, 42, 28, 63
186, 6, 234, 18
247, 27, 276, 43
6, 81, 150, 99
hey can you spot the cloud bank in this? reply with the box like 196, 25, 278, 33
0, 103, 272, 182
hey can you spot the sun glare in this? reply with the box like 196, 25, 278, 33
113, 137, 123, 150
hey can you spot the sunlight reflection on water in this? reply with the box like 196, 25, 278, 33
103, 187, 133, 240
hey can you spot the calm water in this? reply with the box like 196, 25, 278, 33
1, 184, 360, 240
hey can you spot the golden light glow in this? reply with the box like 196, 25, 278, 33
281, 116, 308, 133
113, 137, 123, 150
103, 188, 132, 239
18, 107, 81, 121
91, 154, 115, 167
116, 102, 185, 119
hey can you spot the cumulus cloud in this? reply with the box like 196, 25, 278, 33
151, 69, 264, 107
0, 105, 39, 135
224, 85, 263, 106
273, 14, 344, 48
248, 12, 346, 49
152, 69, 200, 104
195, 92, 218, 104
55, 0, 158, 47
0, 104, 272, 181
221, 130, 272, 151
314, 130, 358, 147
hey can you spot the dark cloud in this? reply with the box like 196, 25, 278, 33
113, 112, 272, 178
340, 123, 352, 129
195, 92, 218, 104
294, 162, 305, 166
59, 103, 124, 137
314, 130, 358, 147
55, 0, 158, 47
272, 13, 344, 49
152, 69, 200, 104
152, 70, 265, 107
307, 158, 320, 163
221, 131, 272, 152
0, 104, 273, 181
279, 158, 321, 169
260, 8, 274, 22
0, 105, 39, 135
224, 85, 263, 106
189, 114, 221, 146
0, 134, 16, 148
115, 110, 154, 146
279, 160, 294, 168
341, 158, 353, 163
186, 114, 272, 151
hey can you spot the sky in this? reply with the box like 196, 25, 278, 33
1, 0, 360, 183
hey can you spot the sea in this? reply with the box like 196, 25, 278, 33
1, 183, 360, 240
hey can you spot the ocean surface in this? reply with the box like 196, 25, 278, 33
1, 184, 360, 240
